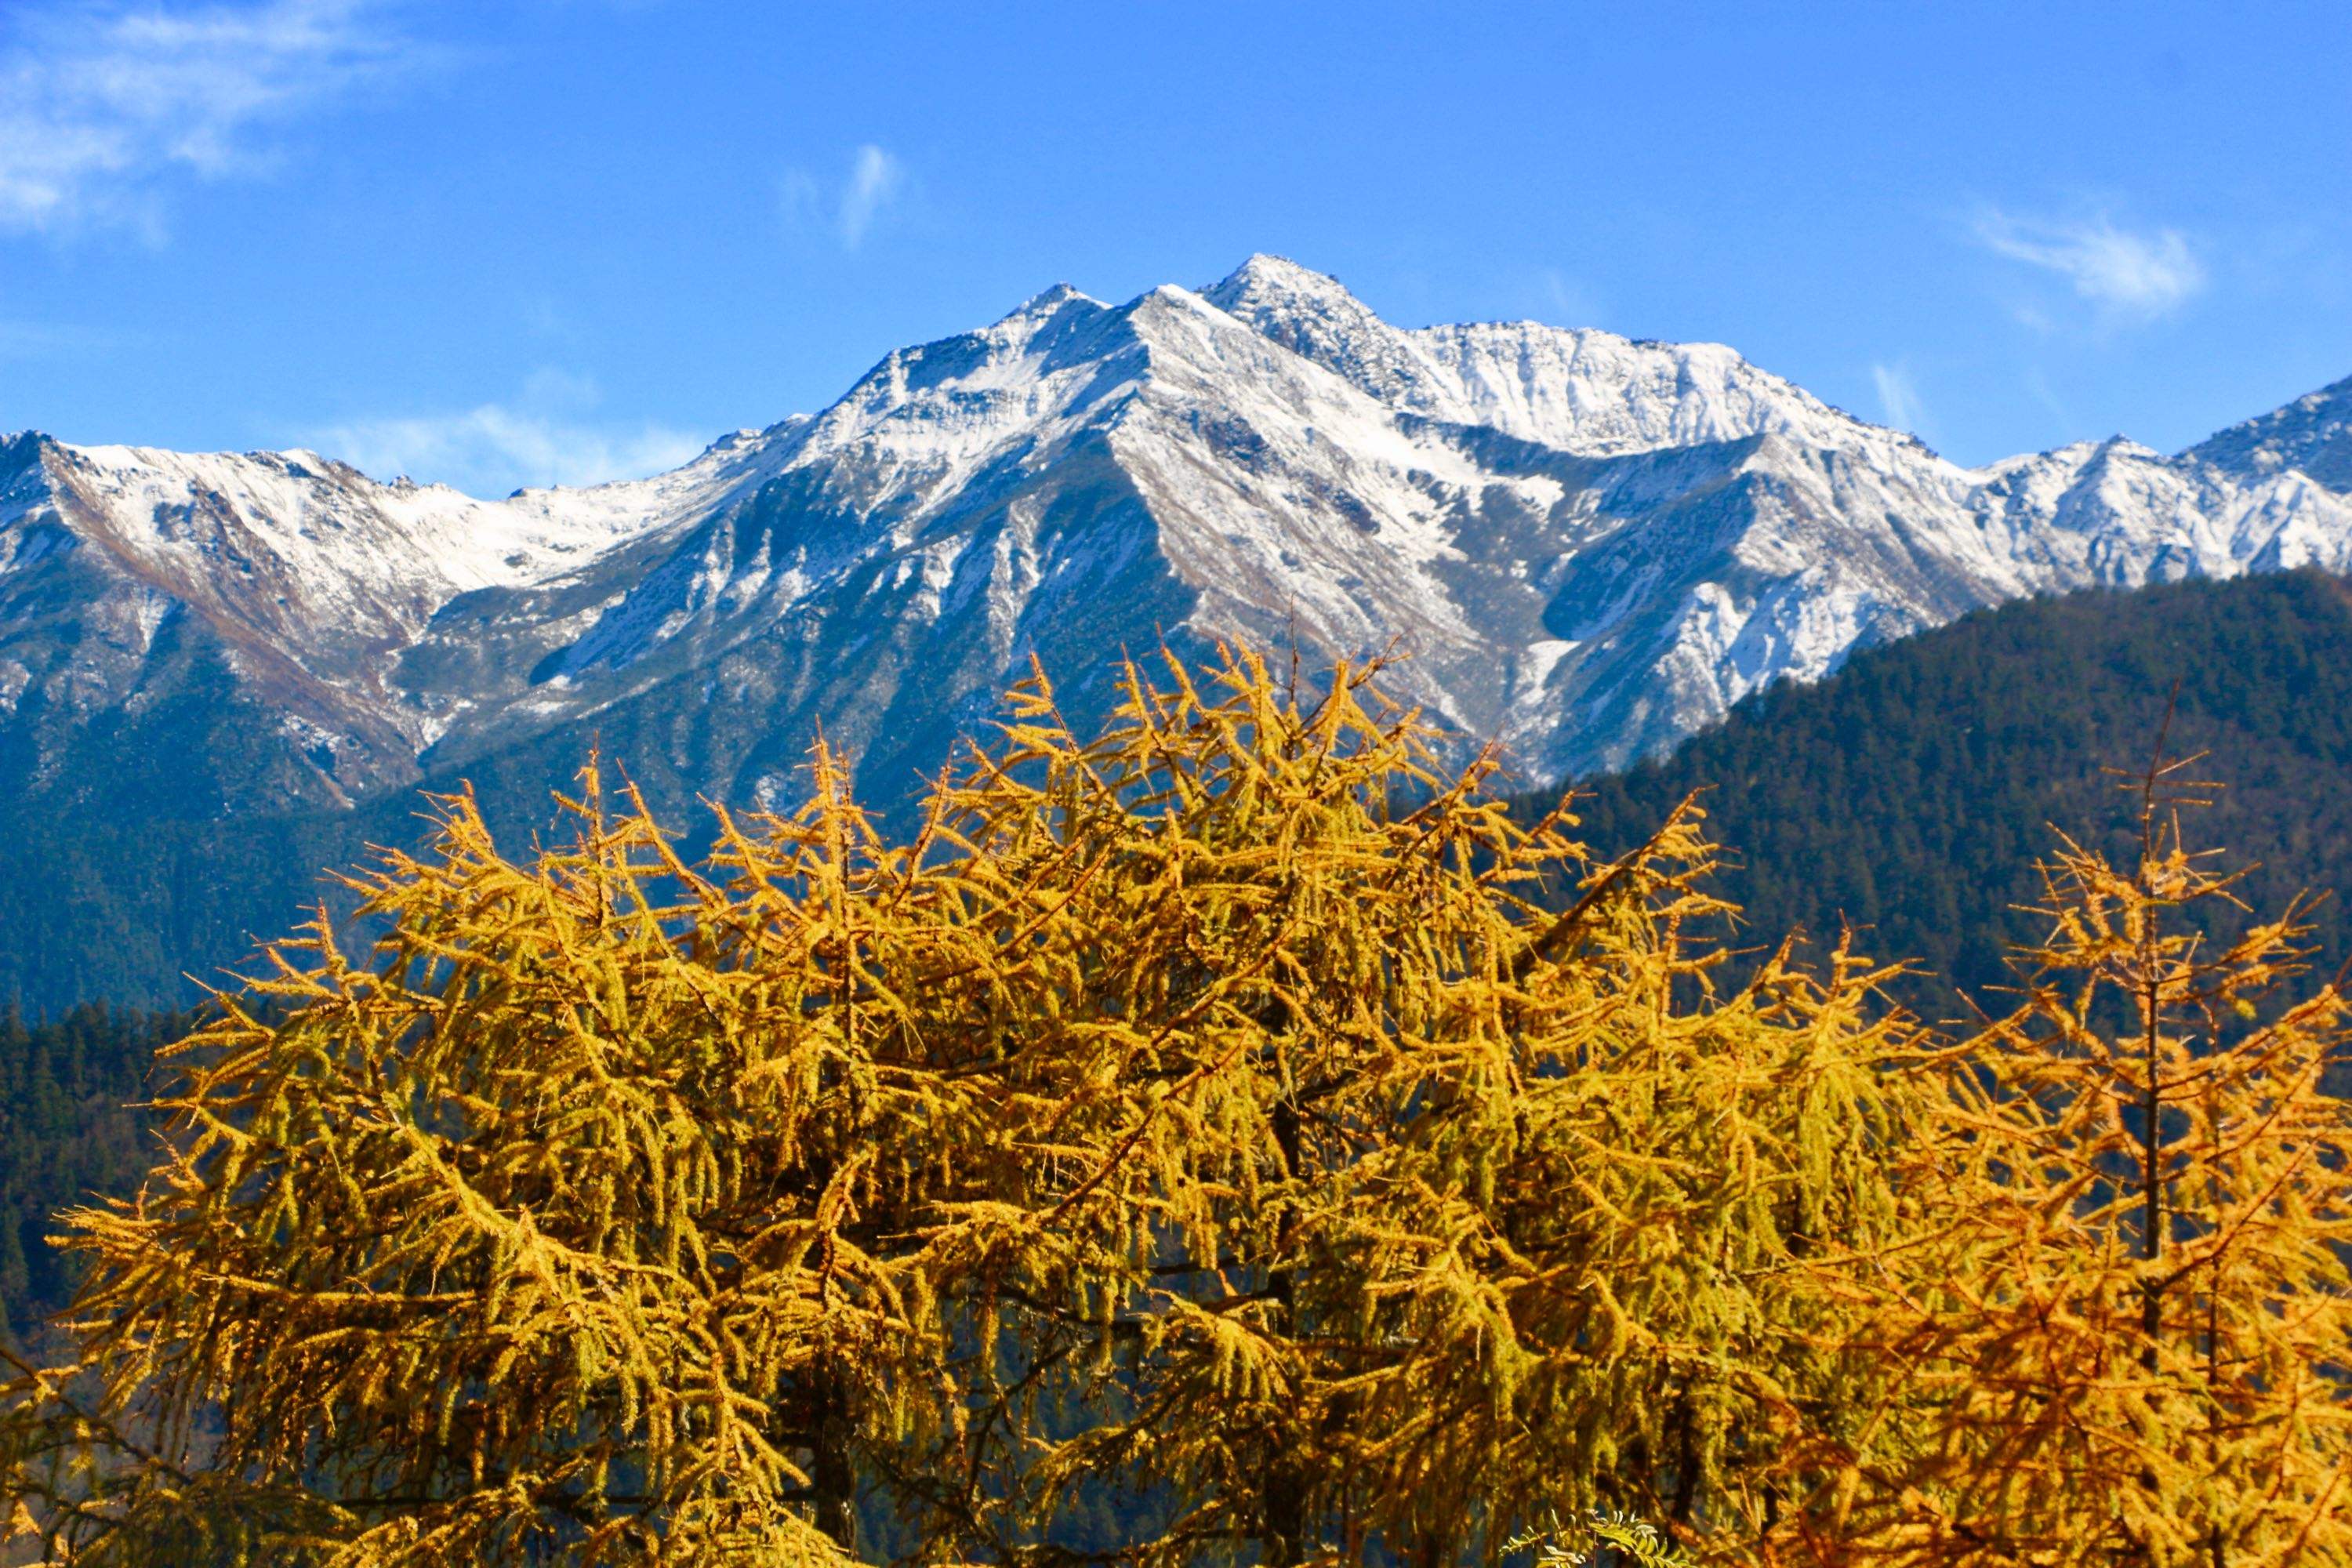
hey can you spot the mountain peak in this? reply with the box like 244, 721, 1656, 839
998, 281, 1103, 324
0, 430, 53, 488
1204, 253, 1365, 316
1195, 254, 1427, 406
2186, 371, 2352, 491
1020, 281, 1084, 310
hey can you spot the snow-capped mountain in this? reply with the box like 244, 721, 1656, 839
0, 419, 803, 808
2183, 372, 2352, 492
7, 256, 2352, 830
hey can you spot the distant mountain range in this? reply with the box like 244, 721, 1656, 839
4, 256, 2352, 1009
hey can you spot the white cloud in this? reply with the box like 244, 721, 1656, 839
309, 371, 706, 498
782, 143, 906, 251
0, 0, 406, 235
1973, 208, 2206, 319
1871, 361, 1928, 436
2024, 367, 2074, 433
0, 317, 138, 358
839, 144, 902, 248
1539, 267, 1602, 326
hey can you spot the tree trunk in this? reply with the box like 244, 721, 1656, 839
1263, 1094, 1307, 1566
812, 1373, 858, 1555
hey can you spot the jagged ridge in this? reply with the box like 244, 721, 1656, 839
5, 255, 2352, 831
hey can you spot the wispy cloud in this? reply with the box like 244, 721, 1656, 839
1538, 267, 1602, 327
0, 316, 141, 358
1871, 361, 1928, 437
1973, 208, 2206, 321
782, 143, 906, 251
2023, 367, 2075, 435
308, 371, 706, 498
0, 0, 408, 236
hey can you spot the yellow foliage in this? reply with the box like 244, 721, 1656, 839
0, 652, 2347, 1566
1842, 749, 2352, 1568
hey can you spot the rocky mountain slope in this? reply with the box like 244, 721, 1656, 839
6, 256, 2352, 839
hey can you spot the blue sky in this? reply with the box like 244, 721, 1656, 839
2, 0, 2347, 497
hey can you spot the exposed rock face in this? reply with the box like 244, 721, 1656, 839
8, 257, 2352, 826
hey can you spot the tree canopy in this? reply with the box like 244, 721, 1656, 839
3, 648, 2350, 1566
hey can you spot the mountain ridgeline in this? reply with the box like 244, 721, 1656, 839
1528, 567, 2352, 1013
5, 256, 2352, 1012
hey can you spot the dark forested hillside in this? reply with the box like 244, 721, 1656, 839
0, 756, 615, 1018
1530, 568, 2352, 1018
0, 1005, 183, 1340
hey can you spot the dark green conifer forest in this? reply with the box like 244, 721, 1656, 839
1534, 568, 2352, 1017
0, 1007, 183, 1338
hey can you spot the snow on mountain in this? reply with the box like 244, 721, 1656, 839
7, 256, 2352, 825
2183, 372, 2352, 492
1206, 252, 1894, 460
0, 420, 803, 806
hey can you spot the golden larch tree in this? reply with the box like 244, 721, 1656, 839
1872, 749, 2352, 1567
